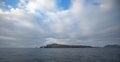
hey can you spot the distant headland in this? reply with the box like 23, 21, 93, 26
40, 43, 94, 48
104, 44, 120, 48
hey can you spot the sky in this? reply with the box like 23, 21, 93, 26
0, 0, 120, 48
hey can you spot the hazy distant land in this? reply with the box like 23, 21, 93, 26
40, 43, 120, 48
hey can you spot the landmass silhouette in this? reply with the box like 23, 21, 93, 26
40, 43, 93, 48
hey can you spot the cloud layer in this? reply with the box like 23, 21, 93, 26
0, 0, 120, 48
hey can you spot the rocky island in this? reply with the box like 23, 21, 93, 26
40, 43, 93, 48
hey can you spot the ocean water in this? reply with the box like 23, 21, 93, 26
0, 48, 120, 62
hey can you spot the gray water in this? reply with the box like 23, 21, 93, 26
0, 48, 120, 62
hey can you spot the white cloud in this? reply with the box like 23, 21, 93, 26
100, 0, 114, 11
45, 38, 70, 45
20, 0, 57, 13
0, 8, 35, 29
70, 0, 83, 17
45, 10, 72, 33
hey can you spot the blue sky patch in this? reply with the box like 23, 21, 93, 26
57, 0, 71, 10
0, 0, 19, 10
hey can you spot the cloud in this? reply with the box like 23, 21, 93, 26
0, 0, 120, 48
18, 0, 57, 13
0, 1, 5, 8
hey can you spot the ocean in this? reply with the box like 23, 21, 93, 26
0, 48, 120, 62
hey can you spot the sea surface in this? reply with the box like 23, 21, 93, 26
0, 48, 120, 62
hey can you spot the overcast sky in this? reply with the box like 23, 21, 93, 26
0, 0, 120, 48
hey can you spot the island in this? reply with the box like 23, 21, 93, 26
40, 43, 93, 48
104, 44, 120, 48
